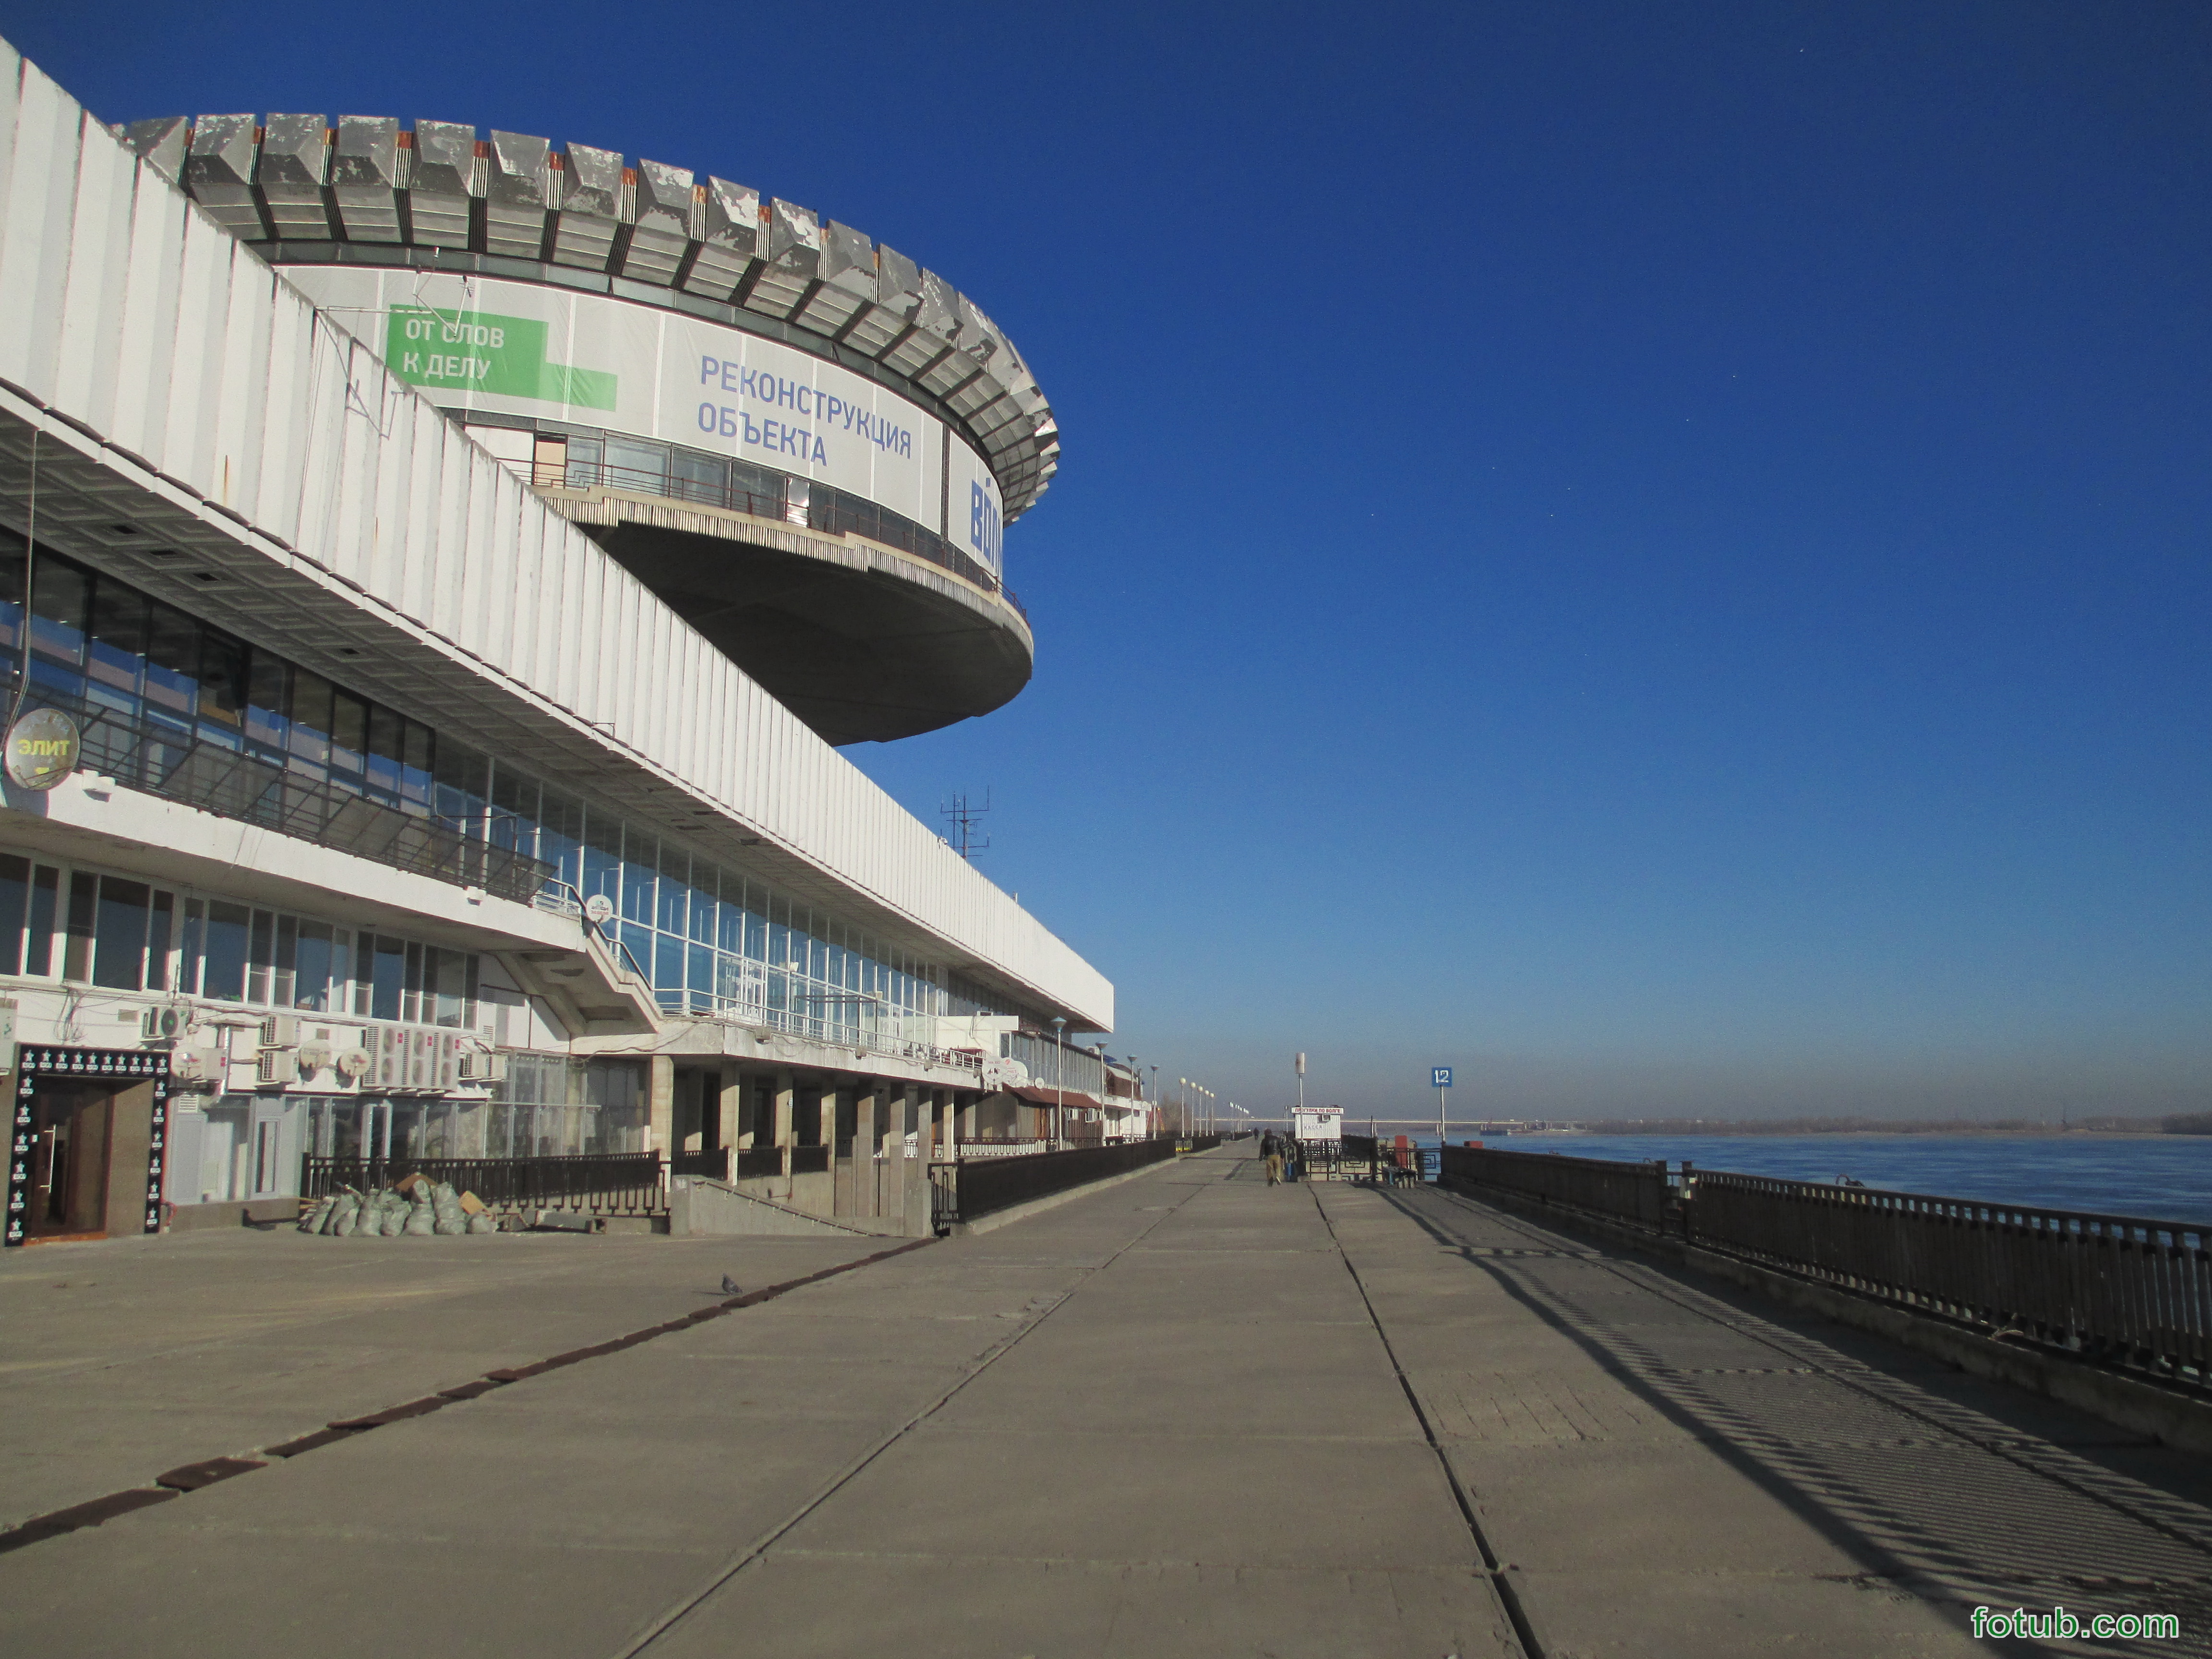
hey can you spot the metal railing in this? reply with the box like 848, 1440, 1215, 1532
733, 1147, 783, 1179
670, 1149, 729, 1181
1689, 1171, 2212, 1394
299, 1152, 665, 1214
789, 1144, 831, 1176
930, 1136, 1178, 1228
1436, 1144, 1670, 1229
548, 459, 1024, 618
17, 681, 555, 904
1434, 1145, 2211, 1395
957, 1138, 1052, 1159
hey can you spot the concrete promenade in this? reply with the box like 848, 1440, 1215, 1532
1, 1145, 2208, 1657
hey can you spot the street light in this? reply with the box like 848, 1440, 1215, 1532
1050, 1015, 1066, 1150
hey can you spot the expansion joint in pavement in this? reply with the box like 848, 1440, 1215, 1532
1305, 1184, 1547, 1659
0, 1234, 940, 1560
610, 1158, 1235, 1658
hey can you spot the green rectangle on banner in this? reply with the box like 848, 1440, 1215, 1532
385, 306, 617, 411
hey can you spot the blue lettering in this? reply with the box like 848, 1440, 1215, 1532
700, 355, 718, 386
812, 435, 828, 465
697, 401, 716, 433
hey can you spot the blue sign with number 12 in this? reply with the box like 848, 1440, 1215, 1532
1431, 1067, 1453, 1089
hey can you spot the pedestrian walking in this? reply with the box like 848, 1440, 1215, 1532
1262, 1130, 1284, 1186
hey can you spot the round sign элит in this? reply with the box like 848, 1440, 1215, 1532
5, 707, 81, 791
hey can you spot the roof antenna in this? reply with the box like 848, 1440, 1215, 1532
940, 788, 991, 860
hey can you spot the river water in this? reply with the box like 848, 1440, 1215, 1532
1395, 1132, 2212, 1226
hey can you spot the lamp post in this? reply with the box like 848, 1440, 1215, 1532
1050, 1015, 1066, 1150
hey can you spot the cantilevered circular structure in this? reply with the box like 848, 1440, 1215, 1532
121, 113, 1059, 745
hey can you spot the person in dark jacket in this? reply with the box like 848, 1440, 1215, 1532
1261, 1130, 1284, 1186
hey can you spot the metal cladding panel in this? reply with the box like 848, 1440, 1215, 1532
121, 115, 188, 184
53, 113, 133, 433
0, 54, 1113, 1029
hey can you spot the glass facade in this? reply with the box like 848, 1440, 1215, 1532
0, 535, 1029, 1040
0, 849, 482, 1025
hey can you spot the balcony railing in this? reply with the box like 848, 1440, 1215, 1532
16, 680, 555, 906
546, 458, 1024, 619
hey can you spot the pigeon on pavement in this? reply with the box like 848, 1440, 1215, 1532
721, 1274, 742, 1296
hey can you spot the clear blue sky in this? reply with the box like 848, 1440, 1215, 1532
15, 2, 2211, 1123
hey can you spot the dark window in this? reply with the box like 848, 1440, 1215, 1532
287, 669, 331, 770
30, 558, 90, 666
24, 865, 56, 975
178, 899, 204, 995
248, 909, 275, 1002
372, 935, 405, 1022
203, 901, 248, 1001
245, 651, 288, 756
147, 890, 173, 992
329, 692, 368, 781
144, 603, 200, 721
294, 921, 334, 1012
196, 628, 249, 736
91, 877, 149, 990
61, 871, 96, 982
0, 853, 25, 975
401, 721, 433, 812
88, 580, 147, 695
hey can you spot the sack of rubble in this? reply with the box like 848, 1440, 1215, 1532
431, 1182, 466, 1236
402, 1187, 435, 1236
298, 1195, 336, 1235
328, 1190, 361, 1237
380, 1191, 409, 1237
466, 1210, 498, 1235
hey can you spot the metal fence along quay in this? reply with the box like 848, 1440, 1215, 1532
1434, 1144, 2212, 1397
299, 1153, 666, 1216
930, 1136, 1178, 1228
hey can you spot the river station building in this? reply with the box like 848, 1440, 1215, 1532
0, 44, 1144, 1246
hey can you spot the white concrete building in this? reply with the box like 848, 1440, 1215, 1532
0, 45, 1113, 1244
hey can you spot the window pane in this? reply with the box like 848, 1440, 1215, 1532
287, 669, 331, 771
91, 877, 149, 990
144, 604, 199, 721
273, 913, 298, 1007
245, 652, 288, 757
147, 890, 173, 992
292, 921, 332, 1011
247, 910, 276, 1003
204, 902, 249, 1001
372, 936, 405, 1022
24, 865, 56, 976
329, 692, 368, 779
432, 947, 467, 1027
87, 580, 146, 697
400, 721, 433, 812
0, 854, 23, 976
62, 871, 96, 982
195, 629, 248, 733
30, 558, 90, 666
179, 898, 204, 995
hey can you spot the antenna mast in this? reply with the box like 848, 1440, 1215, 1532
940, 788, 993, 860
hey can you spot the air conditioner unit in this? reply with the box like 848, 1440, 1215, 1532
259, 1014, 298, 1049
436, 1032, 460, 1090
376, 1024, 405, 1089
255, 1047, 297, 1086
141, 1004, 188, 1042
457, 1050, 508, 1084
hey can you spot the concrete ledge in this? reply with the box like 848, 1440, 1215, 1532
166, 1198, 298, 1233
670, 1177, 912, 1238
1436, 1176, 2212, 1455
947, 1157, 1175, 1237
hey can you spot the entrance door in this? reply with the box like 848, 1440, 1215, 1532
26, 1083, 114, 1240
